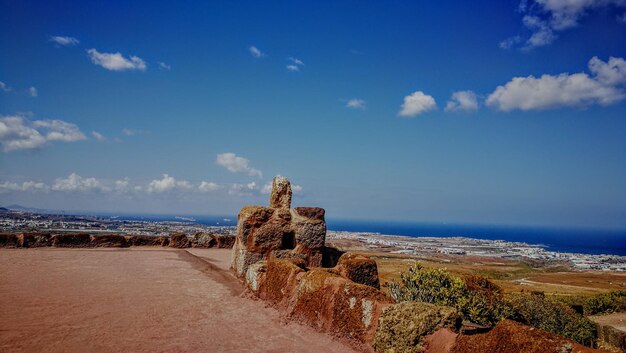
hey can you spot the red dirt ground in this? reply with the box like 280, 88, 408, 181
0, 248, 360, 353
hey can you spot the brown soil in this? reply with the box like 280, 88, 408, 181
0, 248, 359, 353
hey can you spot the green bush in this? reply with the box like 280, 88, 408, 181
505, 293, 596, 346
387, 262, 597, 346
582, 290, 626, 315
386, 262, 510, 326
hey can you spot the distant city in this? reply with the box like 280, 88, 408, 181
2, 207, 625, 272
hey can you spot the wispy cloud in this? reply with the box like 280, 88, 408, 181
0, 181, 49, 193
216, 152, 262, 177
49, 35, 79, 47
249, 46, 265, 58
445, 91, 479, 112
121, 128, 148, 136
286, 57, 305, 72
486, 56, 626, 111
28, 86, 37, 97
345, 98, 366, 110
158, 62, 171, 70
398, 91, 437, 117
87, 48, 147, 71
503, 0, 626, 50
0, 81, 11, 92
0, 114, 86, 152
91, 131, 107, 142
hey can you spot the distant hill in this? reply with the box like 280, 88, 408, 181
3, 204, 60, 214
0, 207, 8, 212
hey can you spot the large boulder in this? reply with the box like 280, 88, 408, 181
126, 235, 169, 246
449, 320, 605, 353
231, 246, 264, 277
337, 253, 380, 289
214, 235, 236, 248
261, 258, 306, 303
192, 233, 217, 248
0, 233, 19, 248
374, 302, 460, 353
291, 207, 326, 249
51, 233, 92, 247
269, 176, 292, 209
90, 234, 127, 247
18, 232, 53, 247
169, 233, 191, 248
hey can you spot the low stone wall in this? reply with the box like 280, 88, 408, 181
0, 232, 235, 249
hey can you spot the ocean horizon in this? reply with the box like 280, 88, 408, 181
97, 212, 626, 257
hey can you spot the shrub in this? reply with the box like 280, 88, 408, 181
505, 293, 596, 346
386, 262, 510, 326
582, 290, 626, 315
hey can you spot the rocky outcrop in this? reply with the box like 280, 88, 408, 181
18, 232, 53, 247
445, 320, 606, 353
231, 176, 328, 277
90, 234, 127, 247
169, 233, 191, 248
269, 175, 292, 209
0, 233, 20, 248
337, 253, 381, 289
125, 235, 170, 247
192, 233, 217, 248
51, 233, 92, 247
233, 176, 391, 348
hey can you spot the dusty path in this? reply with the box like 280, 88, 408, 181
0, 248, 359, 353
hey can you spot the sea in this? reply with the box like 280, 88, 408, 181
106, 213, 626, 257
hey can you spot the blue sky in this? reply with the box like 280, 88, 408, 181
1, 0, 625, 228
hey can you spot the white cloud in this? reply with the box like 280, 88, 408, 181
486, 56, 626, 111
158, 62, 171, 70
288, 57, 304, 66
445, 91, 479, 112
287, 57, 305, 72
216, 152, 262, 177
115, 178, 130, 192
91, 131, 107, 142
499, 36, 522, 50
249, 46, 265, 58
28, 86, 37, 97
147, 174, 192, 193
398, 91, 437, 117
0, 115, 86, 152
50, 36, 79, 46
32, 119, 86, 142
0, 81, 11, 92
229, 182, 258, 196
121, 128, 148, 136
87, 48, 147, 71
52, 173, 109, 192
0, 181, 49, 193
199, 181, 221, 192
505, 0, 626, 49
346, 98, 366, 110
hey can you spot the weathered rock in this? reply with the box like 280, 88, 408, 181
0, 233, 19, 248
192, 233, 217, 248
52, 233, 92, 247
251, 221, 290, 252
292, 243, 323, 268
270, 249, 307, 261
17, 232, 53, 247
245, 261, 267, 292
126, 235, 169, 246
322, 246, 345, 268
291, 268, 391, 343
269, 176, 292, 209
449, 320, 605, 353
374, 302, 460, 353
214, 235, 236, 248
237, 206, 274, 246
262, 258, 306, 304
231, 247, 264, 277
291, 208, 326, 249
169, 233, 191, 248
337, 253, 380, 289
90, 234, 127, 247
